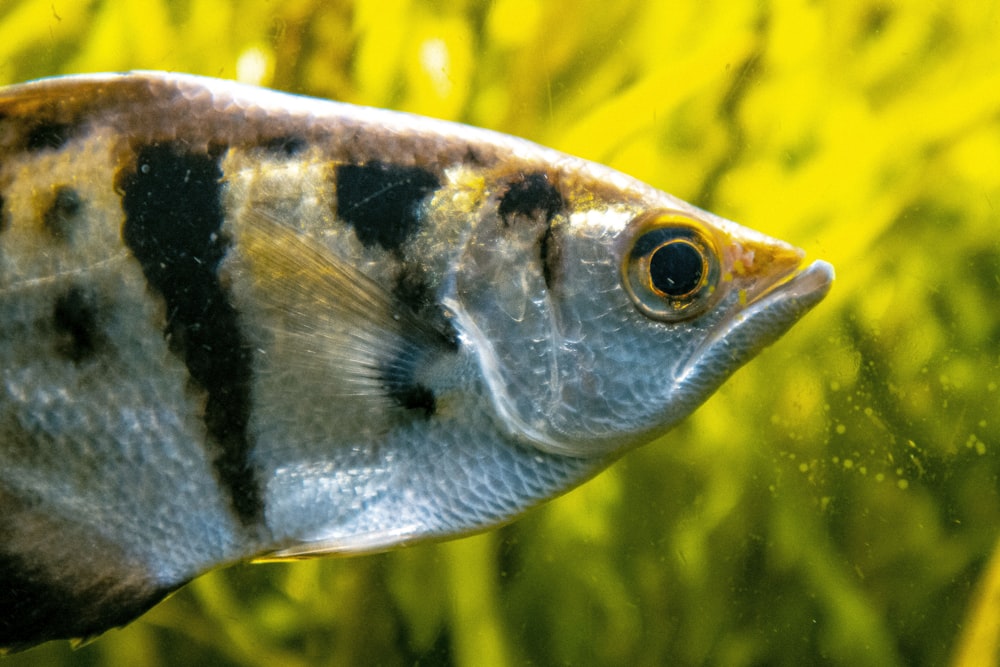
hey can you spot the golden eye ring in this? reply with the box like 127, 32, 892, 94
622, 212, 722, 322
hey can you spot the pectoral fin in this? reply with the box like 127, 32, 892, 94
234, 210, 455, 421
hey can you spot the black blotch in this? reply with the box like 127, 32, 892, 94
261, 135, 308, 157
43, 186, 83, 241
379, 265, 453, 420
395, 263, 434, 310
335, 162, 441, 252
382, 347, 438, 418
26, 121, 75, 152
498, 173, 565, 291
391, 382, 437, 417
497, 172, 564, 225
118, 142, 262, 526
53, 286, 100, 362
395, 263, 459, 350
383, 264, 459, 418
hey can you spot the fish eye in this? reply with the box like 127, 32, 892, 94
622, 212, 722, 321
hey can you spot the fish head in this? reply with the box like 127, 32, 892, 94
449, 166, 834, 459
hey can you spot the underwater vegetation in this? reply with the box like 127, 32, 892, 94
1, 0, 998, 665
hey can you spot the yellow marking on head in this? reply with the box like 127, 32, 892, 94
726, 238, 804, 282
433, 165, 487, 217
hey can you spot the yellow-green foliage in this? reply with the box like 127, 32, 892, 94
3, 1, 999, 665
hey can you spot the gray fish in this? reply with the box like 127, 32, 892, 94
0, 71, 833, 651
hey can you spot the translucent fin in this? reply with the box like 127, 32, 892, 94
235, 209, 453, 419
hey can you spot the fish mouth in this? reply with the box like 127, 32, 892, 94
677, 259, 835, 386
744, 258, 835, 319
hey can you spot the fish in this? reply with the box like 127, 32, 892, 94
0, 71, 833, 652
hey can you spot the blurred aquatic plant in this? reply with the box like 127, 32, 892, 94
2, 0, 999, 665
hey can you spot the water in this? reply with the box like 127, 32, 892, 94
3, 1, 998, 664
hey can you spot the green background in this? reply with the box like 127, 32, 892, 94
2, 0, 998, 665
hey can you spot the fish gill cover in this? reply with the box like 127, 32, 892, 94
0, 1, 998, 666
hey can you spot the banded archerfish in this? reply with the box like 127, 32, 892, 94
0, 71, 833, 651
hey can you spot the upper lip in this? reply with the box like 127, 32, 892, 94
750, 259, 835, 310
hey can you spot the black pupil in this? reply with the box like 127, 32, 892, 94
649, 241, 704, 297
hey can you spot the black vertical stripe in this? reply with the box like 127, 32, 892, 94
117, 142, 262, 526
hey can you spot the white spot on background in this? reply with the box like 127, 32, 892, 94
236, 47, 271, 86
420, 38, 452, 98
